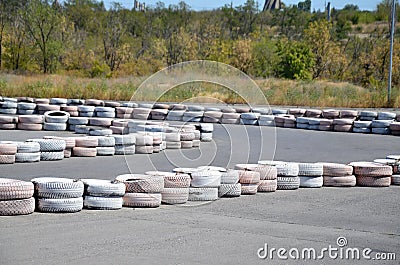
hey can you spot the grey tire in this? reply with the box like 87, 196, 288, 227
219, 183, 241, 197
277, 176, 300, 190
15, 152, 41, 163
40, 151, 64, 161
188, 187, 218, 201
96, 147, 115, 156
44, 122, 67, 131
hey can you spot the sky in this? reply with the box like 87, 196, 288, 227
108, 0, 383, 11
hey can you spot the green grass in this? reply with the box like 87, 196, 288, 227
0, 74, 398, 108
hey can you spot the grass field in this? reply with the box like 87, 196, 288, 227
0, 74, 398, 108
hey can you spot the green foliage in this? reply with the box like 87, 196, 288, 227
277, 41, 314, 80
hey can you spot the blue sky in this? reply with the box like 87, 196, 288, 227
110, 0, 383, 11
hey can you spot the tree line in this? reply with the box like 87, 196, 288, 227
0, 0, 399, 90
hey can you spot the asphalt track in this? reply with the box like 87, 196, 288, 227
0, 124, 399, 265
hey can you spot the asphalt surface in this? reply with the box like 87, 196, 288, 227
0, 124, 399, 265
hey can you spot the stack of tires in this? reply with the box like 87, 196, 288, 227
289, 108, 306, 118
73, 137, 98, 157
110, 120, 129, 135
81, 179, 125, 210
44, 111, 70, 131
319, 119, 334, 131
32, 177, 84, 213
116, 174, 163, 208
183, 109, 204, 122
68, 117, 88, 132
389, 122, 400, 136
61, 105, 79, 117
95, 107, 115, 118
165, 132, 181, 149
198, 123, 213, 142
189, 170, 221, 201
350, 162, 392, 187
28, 139, 66, 161
151, 108, 169, 120
96, 136, 115, 156
340, 110, 358, 120
146, 171, 191, 205
0, 100, 17, 115
18, 115, 44, 131
115, 106, 133, 119
0, 142, 17, 164
111, 135, 136, 155
353, 121, 372, 134
133, 107, 151, 120
298, 163, 324, 188
235, 166, 260, 195
166, 110, 185, 121
386, 155, 400, 185
359, 111, 378, 121
78, 105, 95, 117
272, 161, 300, 190
258, 115, 275, 127
135, 134, 154, 154
50, 98, 68, 106
180, 130, 195, 149
221, 112, 240, 124
0, 178, 35, 216
321, 163, 356, 187
240, 112, 260, 125
0, 115, 18, 130
17, 101, 36, 115
15, 141, 41, 163
218, 169, 241, 197
296, 117, 310, 129
43, 136, 76, 158
372, 112, 396, 135
333, 119, 353, 132
203, 110, 222, 123
236, 164, 277, 192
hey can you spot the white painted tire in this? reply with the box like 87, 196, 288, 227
43, 122, 67, 131
40, 151, 64, 161
28, 139, 66, 152
221, 170, 240, 184
218, 183, 241, 197
161, 188, 189, 204
299, 176, 323, 188
44, 111, 70, 123
31, 178, 84, 198
115, 144, 135, 155
37, 197, 83, 213
191, 171, 222, 188
15, 152, 40, 163
84, 196, 123, 210
96, 147, 115, 156
298, 163, 323, 176
81, 179, 125, 197
188, 187, 218, 201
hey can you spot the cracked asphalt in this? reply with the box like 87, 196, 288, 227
0, 124, 399, 265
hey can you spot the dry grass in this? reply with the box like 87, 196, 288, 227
0, 74, 398, 108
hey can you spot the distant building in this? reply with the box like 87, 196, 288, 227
263, 0, 281, 11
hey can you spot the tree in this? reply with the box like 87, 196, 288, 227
298, 0, 311, 12
24, 0, 64, 73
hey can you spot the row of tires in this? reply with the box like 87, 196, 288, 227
1, 156, 399, 216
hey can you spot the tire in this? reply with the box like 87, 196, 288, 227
136, 135, 153, 146
371, 127, 391, 135
75, 137, 98, 147
84, 196, 123, 210
378, 111, 396, 120
96, 136, 115, 147
372, 120, 393, 128
50, 98, 68, 105
111, 135, 136, 145
15, 152, 40, 163
135, 145, 153, 154
17, 102, 36, 110
18, 115, 44, 124
146, 172, 191, 188
165, 133, 180, 142
85, 99, 104, 106
219, 183, 241, 197
257, 179, 277, 192
235, 164, 277, 180
88, 127, 113, 136
16, 142, 40, 153
334, 124, 353, 132
79, 111, 94, 117
200, 132, 213, 142
391, 175, 400, 185
0, 155, 15, 164
240, 184, 258, 195
81, 179, 125, 197
78, 106, 95, 112
298, 163, 323, 176
321, 163, 353, 177
353, 127, 371, 133
241, 119, 258, 125
166, 142, 181, 149
43, 122, 67, 131
0, 143, 18, 155
43, 136, 75, 149
28, 139, 66, 152
323, 176, 356, 187
115, 144, 136, 155
276, 163, 299, 176
188, 187, 218, 201
110, 126, 129, 135
299, 176, 323, 188
96, 147, 115, 156
73, 147, 97, 157
32, 177, 84, 198
96, 111, 115, 118
123, 193, 161, 208
115, 174, 164, 193
277, 176, 300, 190
0, 108, 17, 114
89, 117, 113, 127
192, 139, 200, 147
0, 197, 35, 216
0, 115, 18, 123
0, 178, 34, 200
161, 188, 189, 204
64, 149, 72, 158
68, 117, 89, 125
34, 98, 50, 104
349, 162, 392, 177
44, 111, 70, 123
258, 120, 275, 126
241, 112, 260, 120
0, 123, 16, 129
356, 176, 391, 187
18, 123, 43, 131
40, 151, 64, 161
191, 171, 222, 188
221, 170, 239, 184
37, 197, 83, 213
